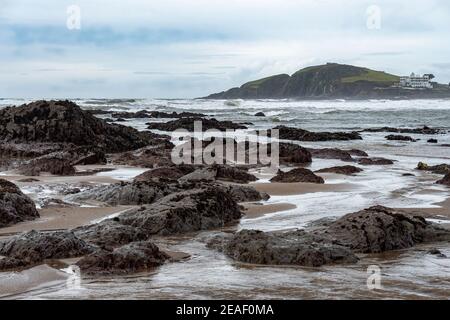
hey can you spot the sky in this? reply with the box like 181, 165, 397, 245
1, 0, 450, 98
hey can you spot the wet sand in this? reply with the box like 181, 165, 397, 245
242, 202, 297, 219
252, 181, 358, 196
0, 206, 136, 236
400, 198, 450, 219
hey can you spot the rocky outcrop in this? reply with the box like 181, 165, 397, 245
279, 143, 312, 164
316, 165, 363, 175
308, 148, 353, 161
0, 100, 167, 153
214, 165, 257, 183
275, 125, 362, 142
208, 206, 450, 267
208, 229, 358, 267
118, 188, 243, 236
147, 117, 247, 132
270, 168, 325, 184
437, 173, 450, 186
0, 179, 39, 228
76, 241, 169, 275
385, 135, 417, 142
0, 230, 93, 271
358, 157, 394, 165
134, 166, 191, 182
363, 126, 442, 135
148, 111, 206, 119
417, 162, 450, 175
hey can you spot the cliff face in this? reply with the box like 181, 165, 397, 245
204, 63, 403, 99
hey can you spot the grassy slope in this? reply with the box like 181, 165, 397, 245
242, 74, 289, 89
341, 69, 399, 84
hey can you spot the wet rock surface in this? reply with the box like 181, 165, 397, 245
308, 148, 354, 161
0, 100, 166, 153
147, 117, 247, 131
358, 157, 394, 165
417, 162, 450, 175
0, 179, 39, 228
316, 165, 363, 175
208, 206, 450, 267
270, 168, 325, 184
362, 126, 442, 135
437, 173, 450, 186
274, 125, 362, 141
76, 241, 169, 275
0, 230, 93, 271
385, 135, 417, 142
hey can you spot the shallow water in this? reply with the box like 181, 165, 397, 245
1, 98, 449, 299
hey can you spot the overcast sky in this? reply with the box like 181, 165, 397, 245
1, 0, 450, 98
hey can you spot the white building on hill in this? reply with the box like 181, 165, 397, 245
399, 73, 433, 89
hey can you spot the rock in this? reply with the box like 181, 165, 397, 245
402, 173, 415, 177
0, 179, 39, 228
220, 184, 270, 202
67, 180, 178, 206
0, 230, 93, 270
346, 149, 368, 157
111, 110, 152, 119
274, 125, 362, 141
385, 135, 417, 142
208, 229, 358, 267
427, 139, 438, 143
16, 178, 40, 183
214, 165, 257, 183
134, 166, 189, 182
115, 118, 126, 122
279, 143, 312, 164
149, 111, 206, 118
147, 117, 247, 131
437, 173, 450, 186
358, 157, 394, 165
363, 126, 441, 135
77, 241, 169, 275
73, 220, 148, 249
316, 165, 363, 175
0, 100, 165, 153
254, 112, 266, 117
207, 206, 450, 267
308, 148, 353, 161
417, 162, 450, 175
270, 168, 324, 184
427, 248, 447, 258
18, 157, 76, 176
178, 167, 217, 182
110, 143, 174, 168
119, 187, 243, 236
318, 206, 450, 253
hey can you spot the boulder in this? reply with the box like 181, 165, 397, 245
316, 165, 363, 175
118, 187, 243, 236
208, 229, 358, 267
308, 148, 353, 161
148, 111, 206, 118
0, 230, 93, 270
274, 125, 362, 141
279, 143, 312, 164
437, 173, 450, 186
270, 168, 324, 184
0, 100, 166, 153
417, 162, 450, 175
0, 179, 39, 228
358, 157, 394, 165
254, 112, 266, 117
363, 126, 441, 135
214, 165, 257, 183
385, 135, 416, 142
77, 241, 169, 275
147, 117, 247, 131
427, 139, 438, 144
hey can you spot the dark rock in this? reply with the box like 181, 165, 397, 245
110, 143, 174, 168
402, 173, 415, 177
274, 125, 362, 141
358, 157, 394, 165
319, 205, 450, 253
0, 179, 39, 228
119, 187, 243, 236
346, 149, 368, 157
308, 148, 353, 161
77, 241, 169, 275
270, 168, 325, 184
134, 167, 188, 182
219, 184, 270, 202
214, 165, 257, 183
111, 110, 151, 119
254, 112, 266, 117
115, 118, 126, 122
16, 178, 40, 183
208, 229, 358, 267
316, 165, 363, 175
149, 111, 206, 118
386, 135, 417, 142
0, 100, 165, 153
73, 220, 148, 249
427, 139, 438, 144
427, 248, 447, 258
363, 126, 441, 135
417, 162, 450, 175
0, 230, 93, 270
147, 117, 247, 131
279, 143, 312, 164
437, 173, 450, 186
